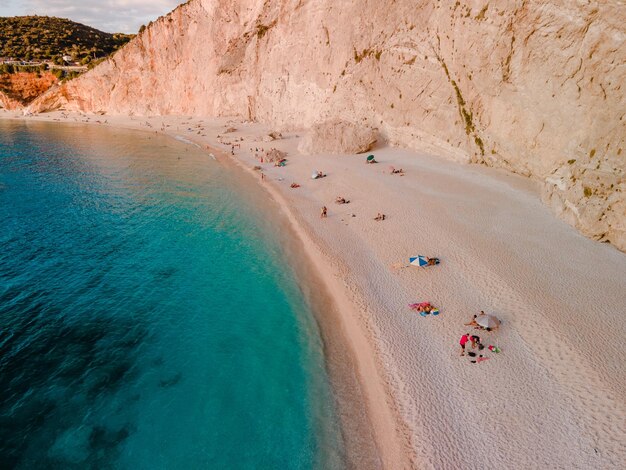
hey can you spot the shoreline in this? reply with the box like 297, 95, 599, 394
211, 141, 412, 468
3, 110, 626, 468
0, 112, 400, 467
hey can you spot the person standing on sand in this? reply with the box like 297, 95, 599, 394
321, 206, 327, 218
460, 333, 470, 356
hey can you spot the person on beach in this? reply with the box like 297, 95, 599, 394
321, 206, 327, 218
470, 335, 482, 349
460, 334, 470, 356
465, 315, 479, 327
417, 303, 433, 313
335, 196, 350, 204
475, 311, 497, 331
374, 213, 386, 221
426, 257, 439, 266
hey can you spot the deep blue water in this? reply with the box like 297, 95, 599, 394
0, 121, 344, 469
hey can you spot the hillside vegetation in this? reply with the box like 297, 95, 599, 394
0, 16, 133, 63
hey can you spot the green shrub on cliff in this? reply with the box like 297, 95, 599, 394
0, 16, 134, 62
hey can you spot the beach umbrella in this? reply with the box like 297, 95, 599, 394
409, 255, 429, 267
366, 155, 375, 162
476, 314, 500, 329
311, 171, 320, 179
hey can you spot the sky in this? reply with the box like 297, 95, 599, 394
0, 0, 184, 34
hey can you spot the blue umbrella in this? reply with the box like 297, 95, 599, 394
409, 255, 429, 267
409, 256, 439, 267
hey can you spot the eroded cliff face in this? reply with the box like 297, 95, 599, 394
0, 72, 58, 110
28, 0, 626, 250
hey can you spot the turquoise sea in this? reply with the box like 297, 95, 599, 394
0, 120, 345, 469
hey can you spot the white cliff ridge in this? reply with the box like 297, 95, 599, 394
28, 0, 626, 250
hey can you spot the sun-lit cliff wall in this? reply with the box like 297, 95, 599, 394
28, 0, 626, 250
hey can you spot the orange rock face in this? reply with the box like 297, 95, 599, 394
0, 72, 58, 109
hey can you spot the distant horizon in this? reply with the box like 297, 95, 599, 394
0, 0, 182, 34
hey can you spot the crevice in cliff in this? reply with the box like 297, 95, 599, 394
435, 51, 485, 158
502, 34, 515, 83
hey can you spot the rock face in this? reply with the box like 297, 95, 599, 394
0, 72, 58, 110
28, 0, 626, 250
298, 119, 378, 155
264, 148, 287, 162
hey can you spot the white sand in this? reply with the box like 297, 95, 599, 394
4, 110, 626, 468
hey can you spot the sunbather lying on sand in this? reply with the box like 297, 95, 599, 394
335, 196, 350, 204
290, 183, 300, 188
465, 315, 479, 327
426, 257, 439, 266
474, 311, 498, 331
374, 213, 386, 221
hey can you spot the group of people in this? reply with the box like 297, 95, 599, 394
459, 332, 492, 363
308, 172, 386, 221
459, 312, 501, 364
413, 302, 435, 313
249, 146, 270, 163
320, 201, 384, 221
464, 311, 495, 331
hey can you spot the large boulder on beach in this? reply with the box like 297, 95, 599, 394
264, 148, 287, 162
263, 131, 283, 142
298, 119, 377, 155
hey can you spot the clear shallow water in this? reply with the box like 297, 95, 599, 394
0, 121, 344, 469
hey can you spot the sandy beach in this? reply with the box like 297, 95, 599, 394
3, 109, 626, 468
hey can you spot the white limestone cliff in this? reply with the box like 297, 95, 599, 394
28, 0, 626, 250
